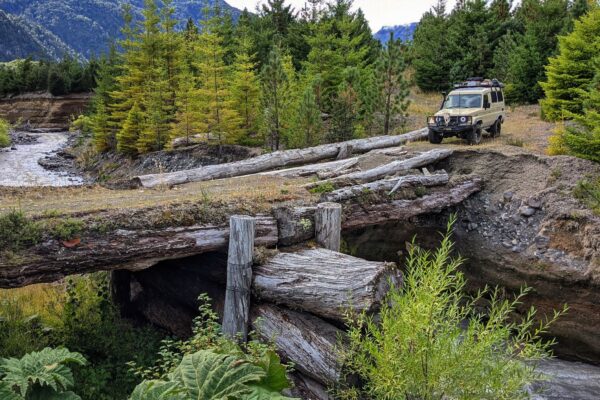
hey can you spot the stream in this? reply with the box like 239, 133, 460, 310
0, 131, 84, 187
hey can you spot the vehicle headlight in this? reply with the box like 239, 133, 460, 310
428, 116, 436, 125
459, 116, 472, 125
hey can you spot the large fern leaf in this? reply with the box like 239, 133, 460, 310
0, 347, 86, 398
245, 385, 298, 400
170, 350, 266, 400
0, 382, 21, 400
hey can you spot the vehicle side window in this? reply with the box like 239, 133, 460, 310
491, 91, 498, 103
498, 90, 504, 102
484, 94, 490, 107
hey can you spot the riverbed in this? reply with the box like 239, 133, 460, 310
0, 131, 84, 187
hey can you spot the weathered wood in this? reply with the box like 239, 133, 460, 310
259, 157, 359, 179
253, 249, 401, 321
251, 303, 343, 386
336, 143, 353, 160
272, 206, 317, 246
322, 172, 450, 202
289, 373, 332, 400
223, 216, 255, 341
0, 215, 277, 289
307, 149, 453, 190
315, 202, 342, 252
133, 128, 428, 188
343, 177, 484, 230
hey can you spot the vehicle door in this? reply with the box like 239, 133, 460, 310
482, 93, 494, 128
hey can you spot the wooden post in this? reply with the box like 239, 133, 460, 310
315, 202, 342, 252
223, 215, 255, 341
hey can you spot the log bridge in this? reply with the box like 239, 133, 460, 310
0, 128, 485, 398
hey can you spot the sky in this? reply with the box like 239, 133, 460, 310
226, 0, 458, 31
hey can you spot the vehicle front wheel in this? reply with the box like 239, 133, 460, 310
428, 129, 443, 144
489, 119, 502, 138
467, 125, 482, 145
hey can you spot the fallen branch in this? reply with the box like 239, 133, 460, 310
132, 128, 428, 188
322, 172, 449, 202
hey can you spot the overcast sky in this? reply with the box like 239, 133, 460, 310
226, 0, 458, 31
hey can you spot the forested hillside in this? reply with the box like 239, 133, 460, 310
374, 23, 418, 44
0, 0, 242, 61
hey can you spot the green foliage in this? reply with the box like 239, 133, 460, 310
573, 177, 600, 214
541, 7, 600, 120
0, 347, 86, 400
309, 182, 335, 194
339, 216, 566, 400
129, 294, 294, 400
0, 118, 10, 148
0, 210, 42, 252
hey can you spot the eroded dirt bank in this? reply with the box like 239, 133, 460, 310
346, 148, 600, 363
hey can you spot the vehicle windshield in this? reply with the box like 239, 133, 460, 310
442, 94, 482, 109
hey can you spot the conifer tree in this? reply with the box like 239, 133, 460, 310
261, 46, 291, 151
92, 100, 112, 152
117, 101, 144, 155
196, 14, 241, 145
171, 69, 204, 146
541, 7, 600, 120
329, 81, 359, 142
290, 77, 322, 148
231, 36, 261, 144
377, 33, 410, 135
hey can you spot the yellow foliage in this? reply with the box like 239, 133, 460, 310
547, 122, 570, 156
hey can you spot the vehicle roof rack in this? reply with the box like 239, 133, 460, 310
453, 78, 504, 89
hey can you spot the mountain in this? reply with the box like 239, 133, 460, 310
374, 23, 418, 44
0, 0, 242, 62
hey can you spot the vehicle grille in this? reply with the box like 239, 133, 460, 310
435, 116, 459, 126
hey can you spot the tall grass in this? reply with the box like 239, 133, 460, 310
0, 118, 10, 148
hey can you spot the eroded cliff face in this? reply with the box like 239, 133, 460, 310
0, 92, 91, 129
344, 148, 600, 363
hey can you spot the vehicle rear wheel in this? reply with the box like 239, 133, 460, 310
489, 119, 502, 138
467, 125, 482, 145
428, 129, 443, 144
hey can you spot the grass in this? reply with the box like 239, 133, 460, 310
0, 118, 10, 148
309, 182, 335, 194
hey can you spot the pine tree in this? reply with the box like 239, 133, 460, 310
329, 82, 359, 142
377, 33, 410, 135
412, 1, 452, 91
92, 100, 112, 152
117, 101, 144, 155
230, 36, 261, 145
170, 69, 204, 146
138, 70, 171, 153
196, 15, 241, 145
290, 77, 322, 148
261, 46, 291, 151
541, 7, 600, 120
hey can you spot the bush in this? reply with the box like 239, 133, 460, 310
339, 216, 566, 400
573, 178, 600, 215
0, 119, 9, 148
0, 210, 42, 252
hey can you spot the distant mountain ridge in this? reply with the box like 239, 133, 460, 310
374, 22, 418, 43
0, 0, 242, 62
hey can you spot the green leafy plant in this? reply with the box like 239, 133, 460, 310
339, 216, 566, 400
0, 210, 42, 252
309, 182, 335, 194
0, 347, 87, 400
0, 118, 10, 148
573, 177, 600, 215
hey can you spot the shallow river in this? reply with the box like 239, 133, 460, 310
0, 131, 83, 187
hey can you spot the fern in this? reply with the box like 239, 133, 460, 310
0, 347, 86, 399
130, 350, 297, 400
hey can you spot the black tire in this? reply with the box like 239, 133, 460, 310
489, 119, 502, 138
467, 125, 482, 145
428, 129, 443, 144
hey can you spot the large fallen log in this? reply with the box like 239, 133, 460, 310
253, 249, 401, 322
0, 215, 278, 288
342, 177, 484, 230
132, 128, 428, 188
322, 172, 450, 202
308, 149, 453, 190
251, 303, 343, 386
259, 157, 359, 179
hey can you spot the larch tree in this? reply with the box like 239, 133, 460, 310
377, 33, 410, 135
117, 101, 144, 155
195, 14, 241, 145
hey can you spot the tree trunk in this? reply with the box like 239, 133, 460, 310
0, 215, 277, 289
315, 202, 342, 252
259, 157, 359, 179
322, 172, 449, 202
251, 303, 343, 386
308, 149, 453, 189
132, 128, 428, 188
253, 249, 401, 322
342, 178, 484, 230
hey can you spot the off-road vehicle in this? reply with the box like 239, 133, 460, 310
427, 78, 506, 145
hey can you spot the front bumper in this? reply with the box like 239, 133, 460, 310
428, 124, 473, 136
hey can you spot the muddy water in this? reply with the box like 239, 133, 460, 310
0, 131, 83, 187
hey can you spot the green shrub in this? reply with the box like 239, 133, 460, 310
0, 119, 10, 148
0, 210, 42, 252
309, 182, 335, 194
338, 216, 566, 400
45, 218, 85, 241
574, 178, 600, 215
